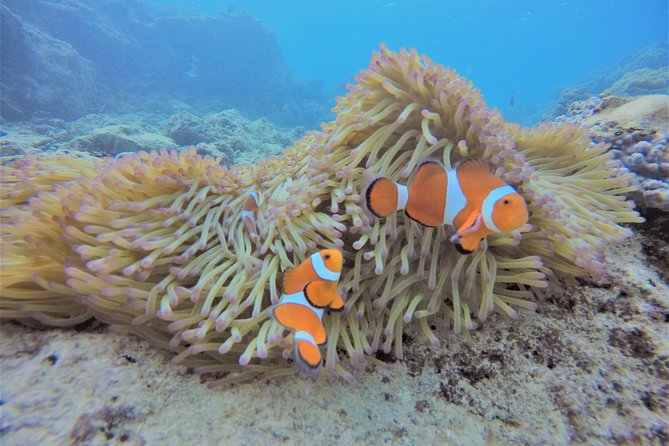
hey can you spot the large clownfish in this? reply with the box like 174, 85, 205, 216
365, 160, 529, 254
270, 249, 345, 374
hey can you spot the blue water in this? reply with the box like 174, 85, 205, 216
149, 0, 668, 124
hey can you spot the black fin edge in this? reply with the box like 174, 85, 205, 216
454, 243, 474, 255
365, 177, 386, 219
303, 282, 328, 309
404, 209, 439, 228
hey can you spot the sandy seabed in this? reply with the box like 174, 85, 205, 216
1, 222, 667, 446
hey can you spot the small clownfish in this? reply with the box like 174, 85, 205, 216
271, 289, 328, 374
365, 160, 529, 254
240, 190, 259, 238
282, 249, 345, 311
270, 249, 346, 374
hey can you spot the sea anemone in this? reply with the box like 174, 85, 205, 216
0, 46, 642, 384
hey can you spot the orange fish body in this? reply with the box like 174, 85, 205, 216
271, 249, 345, 374
366, 160, 528, 253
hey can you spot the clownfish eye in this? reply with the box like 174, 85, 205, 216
503, 199, 510, 205
324, 254, 331, 259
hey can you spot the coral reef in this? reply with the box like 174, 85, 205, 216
544, 41, 669, 122
0, 107, 301, 164
163, 110, 304, 165
606, 68, 669, 97
72, 125, 178, 156
0, 46, 643, 383
558, 94, 669, 211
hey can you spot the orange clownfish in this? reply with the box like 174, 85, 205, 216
270, 249, 345, 374
240, 190, 259, 238
365, 160, 529, 254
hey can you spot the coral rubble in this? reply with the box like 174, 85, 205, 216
0, 46, 643, 383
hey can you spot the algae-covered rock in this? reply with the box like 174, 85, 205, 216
164, 109, 304, 164
0, 5, 96, 121
72, 125, 178, 156
607, 68, 669, 97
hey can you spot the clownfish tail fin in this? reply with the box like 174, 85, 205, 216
365, 177, 408, 218
293, 330, 322, 376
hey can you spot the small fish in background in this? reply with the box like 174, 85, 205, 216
271, 249, 345, 375
240, 190, 260, 240
365, 159, 528, 254
184, 55, 199, 79
509, 89, 516, 107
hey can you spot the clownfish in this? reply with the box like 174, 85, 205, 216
270, 249, 345, 374
271, 290, 328, 374
365, 160, 529, 254
282, 249, 345, 311
240, 190, 259, 238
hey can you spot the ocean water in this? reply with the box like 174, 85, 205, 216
148, 0, 668, 124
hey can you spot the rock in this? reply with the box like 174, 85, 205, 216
164, 111, 205, 146
607, 68, 669, 97
164, 109, 304, 164
584, 95, 669, 130
574, 95, 669, 212
0, 5, 97, 121
72, 125, 177, 156
544, 42, 669, 122
2, 0, 329, 127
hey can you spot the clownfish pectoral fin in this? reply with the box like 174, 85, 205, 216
454, 242, 475, 255
293, 330, 322, 375
365, 177, 408, 218
456, 212, 483, 236
450, 213, 484, 254
453, 233, 483, 254
303, 281, 340, 309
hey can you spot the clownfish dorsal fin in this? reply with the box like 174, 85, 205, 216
456, 159, 491, 175
282, 266, 298, 294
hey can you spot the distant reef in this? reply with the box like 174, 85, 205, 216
545, 41, 669, 121
0, 0, 329, 127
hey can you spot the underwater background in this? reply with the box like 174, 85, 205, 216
1, 0, 668, 445
150, 0, 669, 124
